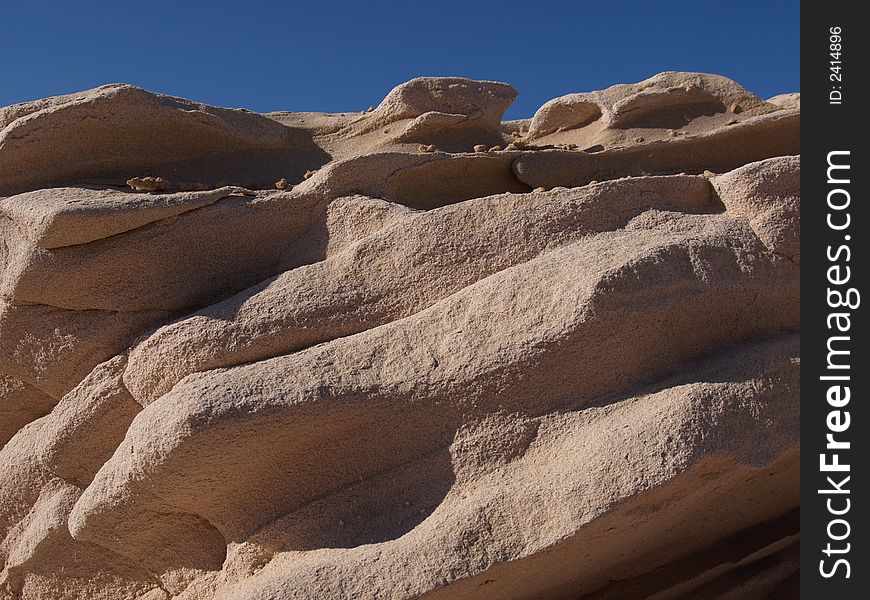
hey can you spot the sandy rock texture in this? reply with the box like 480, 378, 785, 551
0, 74, 800, 599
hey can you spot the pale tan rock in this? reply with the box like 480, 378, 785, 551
331, 77, 518, 152
0, 299, 165, 399
0, 186, 249, 249
608, 72, 766, 127
293, 151, 530, 210
530, 97, 603, 136
365, 77, 516, 131
0, 73, 801, 600
0, 84, 329, 196
200, 336, 799, 600
127, 176, 172, 192
0, 376, 55, 448
515, 110, 799, 189
73, 209, 798, 577
712, 155, 800, 264
767, 92, 800, 110
527, 72, 778, 154
0, 184, 325, 406
123, 174, 721, 404
0, 357, 159, 600
0, 188, 322, 313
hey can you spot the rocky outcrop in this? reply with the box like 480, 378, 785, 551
0, 85, 329, 195
346, 77, 517, 151
767, 92, 800, 110
0, 73, 800, 600
529, 72, 772, 133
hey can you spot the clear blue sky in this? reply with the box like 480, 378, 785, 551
1, 1, 799, 120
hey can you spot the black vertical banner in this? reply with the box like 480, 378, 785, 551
802, 1, 868, 597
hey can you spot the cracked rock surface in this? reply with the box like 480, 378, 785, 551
0, 73, 799, 599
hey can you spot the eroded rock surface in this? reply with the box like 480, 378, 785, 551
0, 73, 800, 599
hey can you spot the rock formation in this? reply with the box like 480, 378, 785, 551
0, 73, 800, 599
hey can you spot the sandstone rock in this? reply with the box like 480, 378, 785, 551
767, 92, 800, 110
370, 77, 516, 130
515, 109, 799, 189
0, 376, 55, 448
0, 73, 801, 600
530, 72, 768, 136
293, 151, 531, 210
712, 155, 800, 264
0, 187, 309, 313
206, 335, 799, 600
341, 77, 517, 152
0, 85, 329, 196
527, 72, 779, 155
607, 71, 767, 128
0, 299, 164, 399
0, 358, 161, 599
0, 186, 249, 249
0, 185, 325, 404
530, 97, 603, 137
76, 206, 799, 590
124, 174, 721, 405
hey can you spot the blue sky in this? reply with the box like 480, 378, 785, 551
1, 1, 799, 119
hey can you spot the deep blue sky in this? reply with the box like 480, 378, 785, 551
1, 1, 799, 120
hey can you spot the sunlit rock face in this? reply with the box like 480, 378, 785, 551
0, 74, 799, 600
